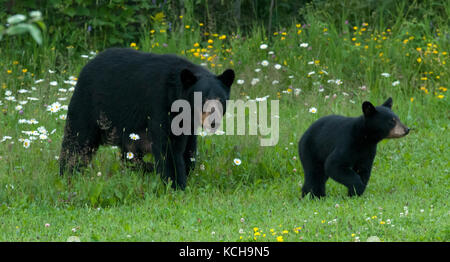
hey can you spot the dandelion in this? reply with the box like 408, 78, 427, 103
126, 152, 134, 159
233, 158, 242, 166
276, 236, 284, 242
129, 133, 140, 140
309, 107, 317, 114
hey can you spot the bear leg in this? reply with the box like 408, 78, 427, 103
325, 154, 366, 197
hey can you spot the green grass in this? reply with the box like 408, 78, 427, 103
0, 5, 449, 242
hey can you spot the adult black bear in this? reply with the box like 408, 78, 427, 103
298, 98, 409, 198
60, 48, 235, 190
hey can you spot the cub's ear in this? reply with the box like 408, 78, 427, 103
217, 69, 235, 88
180, 69, 198, 88
381, 97, 393, 109
362, 101, 376, 117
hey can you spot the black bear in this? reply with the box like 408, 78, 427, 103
298, 97, 409, 198
60, 48, 235, 190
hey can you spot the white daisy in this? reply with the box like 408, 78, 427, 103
251, 78, 260, 86
23, 139, 31, 148
237, 79, 245, 85
126, 152, 134, 159
309, 107, 317, 114
260, 44, 268, 50
261, 60, 269, 67
300, 43, 309, 48
233, 158, 242, 166
1, 136, 12, 142
381, 72, 391, 77
129, 133, 140, 140
274, 64, 282, 70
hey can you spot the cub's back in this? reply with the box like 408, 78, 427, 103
299, 115, 355, 160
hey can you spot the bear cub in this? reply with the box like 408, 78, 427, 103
60, 48, 235, 190
298, 97, 409, 198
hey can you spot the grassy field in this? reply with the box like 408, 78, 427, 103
0, 5, 449, 242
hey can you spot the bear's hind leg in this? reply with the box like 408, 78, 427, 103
59, 120, 100, 175
302, 168, 327, 199
300, 150, 327, 198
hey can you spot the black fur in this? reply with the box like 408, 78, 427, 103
298, 98, 409, 198
59, 48, 234, 189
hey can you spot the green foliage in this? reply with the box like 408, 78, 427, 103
0, 11, 45, 44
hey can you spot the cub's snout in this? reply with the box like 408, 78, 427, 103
387, 119, 410, 138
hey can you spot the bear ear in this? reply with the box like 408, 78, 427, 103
362, 101, 376, 117
381, 97, 393, 109
217, 69, 235, 88
180, 69, 198, 88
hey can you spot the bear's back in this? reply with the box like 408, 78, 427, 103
76, 48, 211, 94
300, 115, 358, 160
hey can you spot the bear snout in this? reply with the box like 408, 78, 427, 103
387, 120, 410, 138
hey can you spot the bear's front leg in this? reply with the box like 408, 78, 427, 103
183, 135, 197, 176
325, 153, 366, 197
151, 127, 188, 189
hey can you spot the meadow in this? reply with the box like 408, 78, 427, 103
0, 2, 449, 242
